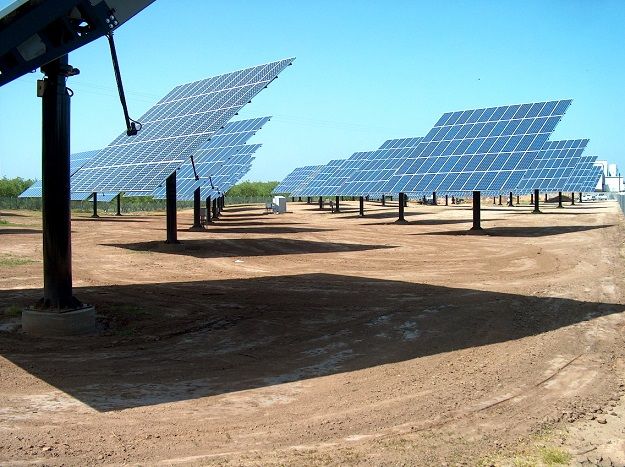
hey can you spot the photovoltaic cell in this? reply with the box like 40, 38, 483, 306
151, 117, 269, 199
379, 100, 571, 195
340, 138, 423, 196
564, 155, 598, 192
273, 165, 325, 194
515, 139, 589, 193
19, 149, 101, 198
295, 159, 347, 196
71, 58, 294, 195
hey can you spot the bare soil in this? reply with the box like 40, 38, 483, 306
1, 198, 624, 466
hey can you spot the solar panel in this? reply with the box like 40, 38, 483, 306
564, 155, 598, 192
515, 139, 589, 193
377, 100, 571, 195
295, 159, 347, 196
150, 117, 269, 199
70, 58, 294, 195
340, 138, 424, 196
19, 149, 100, 198
580, 165, 603, 192
273, 165, 325, 195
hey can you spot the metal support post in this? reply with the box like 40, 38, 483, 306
571, 192, 575, 205
91, 192, 99, 218
532, 189, 541, 214
432, 191, 437, 205
381, 194, 385, 206
530, 192, 534, 204
165, 172, 178, 243
212, 197, 218, 219
319, 197, 323, 209
516, 194, 520, 205
445, 194, 448, 206
359, 196, 364, 216
498, 194, 502, 205
557, 191, 563, 208
40, 55, 77, 309
398, 192, 406, 222
508, 191, 513, 207
471, 191, 482, 230
335, 196, 340, 213
190, 187, 204, 231
115, 193, 122, 216
579, 192, 583, 203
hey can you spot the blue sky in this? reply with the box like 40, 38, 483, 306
0, 0, 624, 182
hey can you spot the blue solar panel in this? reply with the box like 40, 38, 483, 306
295, 159, 347, 196
378, 100, 571, 195
273, 165, 325, 194
565, 155, 598, 192
151, 117, 269, 199
515, 139, 589, 193
19, 149, 100, 198
70, 58, 294, 195
340, 138, 424, 195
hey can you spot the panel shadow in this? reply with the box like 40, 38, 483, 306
0, 228, 42, 235
104, 238, 394, 258
1, 273, 621, 412
414, 224, 614, 237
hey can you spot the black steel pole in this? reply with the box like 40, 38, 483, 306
40, 55, 76, 309
516, 194, 520, 205
381, 194, 386, 206
165, 172, 178, 243
493, 196, 496, 205
445, 194, 448, 206
579, 192, 583, 203
432, 191, 437, 205
212, 197, 218, 219
335, 196, 340, 212
116, 193, 122, 216
307, 197, 311, 204
359, 196, 364, 216
571, 192, 575, 205
557, 191, 563, 208
190, 187, 204, 230
533, 189, 541, 214
508, 191, 513, 207
398, 192, 406, 222
91, 192, 99, 218
498, 194, 502, 205
205, 196, 212, 223
530, 192, 534, 204
471, 191, 482, 230
544, 193, 548, 202
319, 196, 323, 209
451, 196, 455, 204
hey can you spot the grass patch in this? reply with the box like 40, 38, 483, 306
539, 447, 571, 465
0, 218, 8, 225
0, 255, 35, 267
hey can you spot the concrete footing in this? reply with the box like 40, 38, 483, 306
22, 306, 96, 336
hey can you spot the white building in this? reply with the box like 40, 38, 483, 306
594, 160, 623, 192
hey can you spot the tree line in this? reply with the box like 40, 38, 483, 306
0, 177, 35, 197
0, 177, 279, 199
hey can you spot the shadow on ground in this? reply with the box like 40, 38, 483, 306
0, 228, 42, 235
0, 273, 621, 412
72, 217, 150, 223
188, 226, 334, 235
104, 238, 392, 258
414, 224, 614, 237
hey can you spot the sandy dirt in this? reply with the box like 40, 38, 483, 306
1, 198, 624, 466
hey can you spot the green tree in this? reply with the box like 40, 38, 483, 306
226, 181, 279, 197
0, 177, 36, 197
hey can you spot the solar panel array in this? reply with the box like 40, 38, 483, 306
295, 159, 347, 196
379, 100, 571, 195
565, 155, 598, 192
19, 149, 101, 198
151, 117, 269, 199
340, 138, 424, 196
71, 58, 294, 195
516, 139, 589, 193
201, 145, 260, 199
273, 165, 325, 194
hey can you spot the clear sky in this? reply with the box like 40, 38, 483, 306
0, 0, 624, 182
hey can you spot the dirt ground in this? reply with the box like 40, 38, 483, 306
1, 197, 625, 466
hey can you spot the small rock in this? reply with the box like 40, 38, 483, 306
41, 446, 52, 452
597, 418, 607, 424
610, 411, 618, 416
